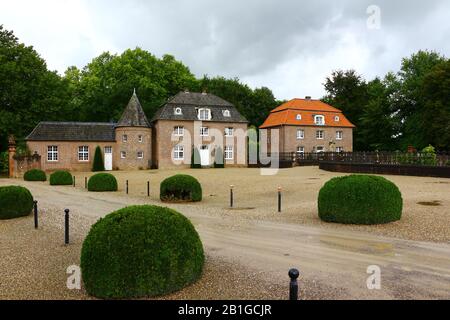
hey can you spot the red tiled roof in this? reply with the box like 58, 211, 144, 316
260, 99, 355, 129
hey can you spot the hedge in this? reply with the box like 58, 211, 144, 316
49, 170, 73, 186
80, 205, 205, 299
24, 169, 47, 182
318, 175, 403, 225
160, 174, 202, 202
92, 146, 105, 172
0, 186, 34, 220
88, 173, 118, 192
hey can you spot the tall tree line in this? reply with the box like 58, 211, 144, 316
1, 25, 449, 153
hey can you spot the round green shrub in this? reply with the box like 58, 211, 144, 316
318, 175, 403, 225
0, 186, 34, 220
80, 205, 205, 299
49, 170, 73, 186
160, 174, 202, 202
88, 173, 118, 192
24, 169, 47, 182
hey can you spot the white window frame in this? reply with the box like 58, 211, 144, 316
335, 116, 340, 122
138, 135, 143, 143
173, 145, 184, 160
297, 146, 305, 154
316, 130, 324, 140
78, 146, 89, 162
225, 127, 234, 137
121, 151, 127, 159
223, 110, 231, 117
297, 129, 305, 140
336, 131, 343, 140
173, 126, 184, 137
315, 146, 325, 153
122, 135, 128, 143
296, 114, 302, 120
198, 108, 211, 121
200, 127, 209, 137
47, 146, 58, 162
224, 146, 234, 160
174, 107, 183, 115
137, 151, 144, 159
336, 147, 344, 153
314, 115, 325, 126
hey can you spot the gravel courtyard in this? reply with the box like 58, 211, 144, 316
1, 167, 449, 300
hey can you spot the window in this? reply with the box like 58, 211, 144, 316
173, 145, 184, 160
335, 116, 340, 122
121, 151, 127, 159
200, 127, 209, 137
122, 135, 128, 142
336, 147, 344, 153
174, 107, 183, 115
296, 114, 302, 120
297, 129, 305, 140
225, 127, 234, 137
336, 131, 343, 140
78, 146, 89, 161
198, 108, 211, 121
47, 146, 58, 162
316, 130, 324, 139
137, 151, 144, 159
174, 126, 184, 136
138, 135, 143, 143
224, 146, 234, 160
104, 146, 112, 154
314, 115, 325, 125
297, 146, 305, 154
315, 146, 325, 153
223, 110, 231, 117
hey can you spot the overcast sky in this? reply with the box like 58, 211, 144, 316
1, 0, 449, 99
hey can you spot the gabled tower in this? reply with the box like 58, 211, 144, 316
115, 91, 152, 170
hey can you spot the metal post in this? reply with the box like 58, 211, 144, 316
85, 177, 87, 189
73, 176, 76, 187
126, 180, 129, 194
33, 200, 38, 229
64, 209, 70, 245
289, 268, 300, 300
147, 181, 150, 197
278, 187, 282, 213
230, 185, 234, 208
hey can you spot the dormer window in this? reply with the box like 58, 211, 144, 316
223, 110, 231, 117
198, 108, 211, 121
296, 114, 302, 121
335, 116, 340, 122
174, 107, 182, 115
314, 115, 325, 126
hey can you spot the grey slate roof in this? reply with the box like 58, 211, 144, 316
151, 91, 248, 123
26, 122, 116, 142
116, 92, 151, 128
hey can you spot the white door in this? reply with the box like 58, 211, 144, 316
199, 145, 210, 166
104, 146, 113, 171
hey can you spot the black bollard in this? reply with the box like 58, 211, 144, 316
278, 187, 282, 213
147, 181, 150, 197
33, 200, 38, 229
289, 268, 300, 300
73, 176, 76, 187
64, 209, 70, 245
230, 185, 234, 208
85, 177, 87, 189
126, 180, 129, 194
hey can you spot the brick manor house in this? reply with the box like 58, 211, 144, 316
260, 97, 355, 154
25, 91, 248, 171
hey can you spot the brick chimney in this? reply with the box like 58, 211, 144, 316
8, 135, 16, 178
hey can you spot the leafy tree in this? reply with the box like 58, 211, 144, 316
0, 25, 71, 151
92, 146, 105, 172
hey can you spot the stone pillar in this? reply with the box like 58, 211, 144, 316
8, 135, 16, 178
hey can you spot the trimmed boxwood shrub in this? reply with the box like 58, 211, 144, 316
88, 173, 118, 192
49, 170, 73, 186
318, 175, 403, 225
24, 169, 47, 182
160, 174, 202, 202
92, 146, 105, 172
80, 205, 205, 299
0, 186, 34, 220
